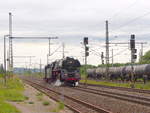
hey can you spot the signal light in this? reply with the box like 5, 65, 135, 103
132, 55, 137, 59
132, 49, 137, 53
84, 37, 88, 45
86, 52, 89, 56
86, 46, 89, 51
130, 34, 135, 49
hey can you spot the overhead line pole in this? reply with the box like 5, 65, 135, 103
40, 59, 42, 74
106, 20, 109, 78
112, 49, 113, 67
4, 35, 10, 84
9, 12, 13, 74
62, 43, 65, 59
140, 42, 144, 57
49, 38, 51, 56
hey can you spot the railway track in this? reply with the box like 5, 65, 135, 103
80, 83, 150, 94
74, 85, 150, 107
23, 77, 150, 107
22, 78, 112, 113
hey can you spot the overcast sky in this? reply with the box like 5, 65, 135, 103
0, 0, 150, 68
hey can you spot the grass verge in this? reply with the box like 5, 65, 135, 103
52, 101, 65, 112
42, 101, 50, 106
80, 79, 150, 90
0, 76, 26, 113
36, 92, 43, 101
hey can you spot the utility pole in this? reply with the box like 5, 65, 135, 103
29, 56, 32, 70
47, 54, 49, 64
4, 35, 10, 84
101, 52, 104, 65
49, 38, 51, 55
4, 36, 6, 84
139, 42, 144, 59
105, 20, 109, 78
141, 43, 143, 57
62, 43, 65, 59
40, 59, 42, 74
9, 12, 13, 74
48, 37, 58, 56
47, 37, 58, 64
112, 49, 113, 67
7, 50, 9, 71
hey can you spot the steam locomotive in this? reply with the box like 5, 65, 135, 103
44, 57, 81, 86
87, 64, 150, 81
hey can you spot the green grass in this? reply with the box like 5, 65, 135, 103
51, 101, 65, 112
36, 92, 43, 96
36, 92, 43, 101
80, 79, 150, 90
0, 101, 20, 113
58, 101, 65, 110
28, 101, 34, 104
24, 96, 29, 100
0, 76, 26, 113
42, 101, 50, 106
37, 96, 43, 101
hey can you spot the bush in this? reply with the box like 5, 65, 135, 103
28, 101, 34, 104
42, 101, 50, 106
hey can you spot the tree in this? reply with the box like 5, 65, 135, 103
80, 64, 96, 77
139, 50, 150, 64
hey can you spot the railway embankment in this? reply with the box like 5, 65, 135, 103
0, 76, 72, 113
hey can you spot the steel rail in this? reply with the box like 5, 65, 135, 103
23, 77, 150, 107
75, 86, 150, 107
80, 83, 150, 94
22, 78, 112, 113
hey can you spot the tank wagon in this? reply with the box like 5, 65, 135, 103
44, 57, 81, 86
87, 68, 96, 79
87, 64, 150, 81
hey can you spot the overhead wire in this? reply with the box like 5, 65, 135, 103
109, 0, 139, 21
111, 48, 129, 58
49, 45, 62, 56
110, 11, 150, 33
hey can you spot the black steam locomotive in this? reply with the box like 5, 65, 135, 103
44, 57, 81, 86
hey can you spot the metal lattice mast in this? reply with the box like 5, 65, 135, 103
9, 12, 13, 72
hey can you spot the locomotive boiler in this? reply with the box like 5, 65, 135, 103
44, 57, 81, 86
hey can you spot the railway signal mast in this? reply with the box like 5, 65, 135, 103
101, 52, 104, 65
84, 37, 89, 85
130, 34, 137, 85
130, 34, 137, 63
